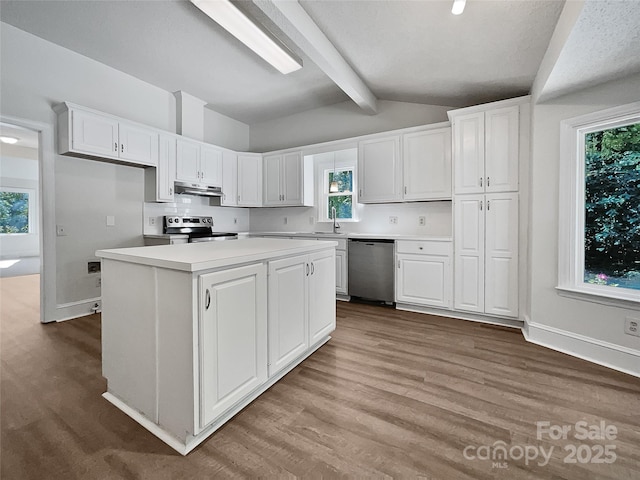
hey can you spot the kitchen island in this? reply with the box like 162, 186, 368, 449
96, 238, 337, 454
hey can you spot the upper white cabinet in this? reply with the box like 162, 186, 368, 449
56, 103, 158, 167
145, 133, 176, 203
263, 151, 312, 207
454, 193, 519, 318
402, 127, 452, 201
237, 153, 263, 207
221, 150, 238, 206
358, 135, 403, 203
451, 105, 519, 194
176, 139, 222, 187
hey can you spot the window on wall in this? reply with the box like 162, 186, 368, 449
326, 168, 354, 220
559, 102, 640, 305
0, 189, 30, 234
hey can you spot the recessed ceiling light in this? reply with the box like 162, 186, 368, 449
191, 0, 302, 74
452, 0, 466, 15
0, 136, 19, 144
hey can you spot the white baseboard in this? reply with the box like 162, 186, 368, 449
523, 321, 640, 378
56, 297, 101, 322
395, 303, 524, 329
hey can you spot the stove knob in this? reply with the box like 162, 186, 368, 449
168, 218, 173, 223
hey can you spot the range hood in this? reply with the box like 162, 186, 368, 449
174, 181, 223, 197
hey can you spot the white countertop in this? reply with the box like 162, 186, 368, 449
251, 231, 452, 242
97, 238, 338, 272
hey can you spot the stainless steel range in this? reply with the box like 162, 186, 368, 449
163, 216, 238, 242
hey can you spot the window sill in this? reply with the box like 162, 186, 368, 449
556, 285, 640, 311
317, 219, 359, 223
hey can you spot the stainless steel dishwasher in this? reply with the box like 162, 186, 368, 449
348, 238, 395, 303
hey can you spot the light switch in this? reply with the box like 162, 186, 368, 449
106, 215, 115, 226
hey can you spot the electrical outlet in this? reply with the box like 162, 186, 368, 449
624, 317, 640, 336
149, 217, 156, 226
56, 225, 67, 236
87, 261, 101, 274
389, 216, 398, 224
418, 216, 426, 226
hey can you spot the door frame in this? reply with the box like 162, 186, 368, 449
1, 115, 57, 323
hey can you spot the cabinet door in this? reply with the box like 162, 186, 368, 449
485, 193, 519, 318
282, 151, 303, 205
119, 122, 159, 166
396, 254, 451, 309
156, 134, 176, 202
263, 154, 282, 206
176, 139, 200, 183
200, 145, 223, 187
308, 249, 336, 346
199, 264, 267, 428
485, 106, 519, 193
335, 249, 348, 295
268, 255, 308, 376
358, 135, 402, 203
454, 195, 485, 313
453, 112, 485, 194
403, 128, 452, 201
238, 154, 263, 206
221, 151, 238, 206
71, 109, 119, 158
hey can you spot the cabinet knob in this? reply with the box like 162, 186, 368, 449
114, 142, 118, 152
479, 177, 483, 187
480, 200, 483, 211
487, 176, 490, 187
487, 200, 490, 211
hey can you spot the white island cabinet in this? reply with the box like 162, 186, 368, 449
96, 238, 336, 455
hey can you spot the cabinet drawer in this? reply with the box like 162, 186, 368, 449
396, 240, 451, 256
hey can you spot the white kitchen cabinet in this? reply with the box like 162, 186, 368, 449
402, 127, 452, 201
145, 133, 176, 202
268, 249, 335, 377
176, 139, 222, 187
199, 264, 267, 428
451, 105, 519, 194
221, 151, 237, 206
454, 193, 518, 317
263, 151, 310, 206
395, 240, 452, 309
358, 135, 402, 203
56, 103, 159, 167
237, 153, 263, 207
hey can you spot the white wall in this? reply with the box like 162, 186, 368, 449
249, 99, 452, 152
0, 144, 39, 258
204, 107, 250, 152
528, 72, 640, 374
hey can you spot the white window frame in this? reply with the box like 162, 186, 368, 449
315, 153, 358, 223
558, 101, 640, 308
0, 186, 36, 235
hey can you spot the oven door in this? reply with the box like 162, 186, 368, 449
189, 233, 238, 243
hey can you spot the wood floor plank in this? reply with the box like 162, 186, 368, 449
1, 275, 639, 479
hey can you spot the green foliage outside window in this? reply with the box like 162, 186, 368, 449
584, 122, 640, 290
0, 191, 29, 234
328, 170, 353, 219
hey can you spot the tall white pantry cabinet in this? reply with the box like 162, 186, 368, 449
449, 97, 529, 319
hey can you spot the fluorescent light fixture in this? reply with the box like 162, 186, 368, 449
0, 136, 19, 144
191, 0, 302, 74
452, 0, 466, 15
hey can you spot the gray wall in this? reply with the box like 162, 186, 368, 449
529, 72, 640, 360
249, 99, 452, 152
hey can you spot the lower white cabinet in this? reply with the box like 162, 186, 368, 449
454, 193, 519, 317
395, 240, 452, 309
268, 249, 335, 377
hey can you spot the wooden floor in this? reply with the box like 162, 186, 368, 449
2, 275, 639, 479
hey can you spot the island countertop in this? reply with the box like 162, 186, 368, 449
96, 237, 338, 272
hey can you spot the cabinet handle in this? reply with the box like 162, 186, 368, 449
306, 263, 310, 276
311, 262, 315, 275
114, 142, 118, 152
419, 246, 423, 250
169, 187, 173, 195
237, 195, 240, 202
205, 289, 211, 310
397, 260, 400, 269
223, 193, 226, 200
121, 143, 124, 153
404, 186, 407, 195
487, 200, 490, 211
359, 189, 362, 196
480, 200, 483, 211
480, 177, 483, 187
487, 176, 490, 187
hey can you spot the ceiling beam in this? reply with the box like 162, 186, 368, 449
254, 0, 378, 115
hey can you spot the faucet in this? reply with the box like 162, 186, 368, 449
331, 206, 341, 233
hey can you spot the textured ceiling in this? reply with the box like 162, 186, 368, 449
1, 0, 564, 124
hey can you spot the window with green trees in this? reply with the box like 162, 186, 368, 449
327, 169, 354, 220
583, 122, 640, 290
0, 191, 30, 234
